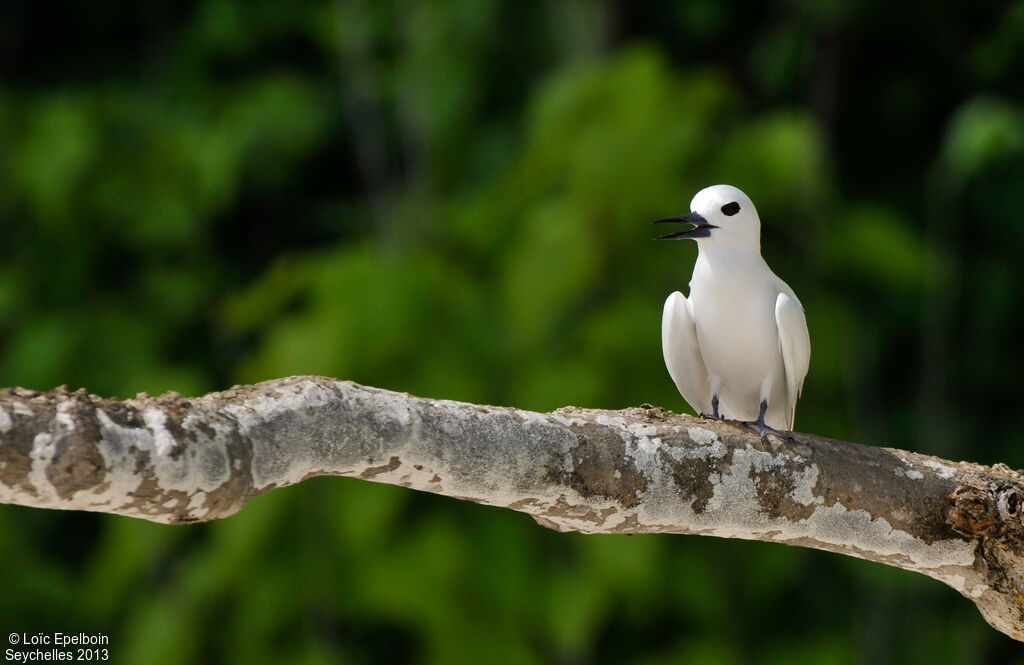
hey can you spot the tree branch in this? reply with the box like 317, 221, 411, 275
1, 376, 1023, 640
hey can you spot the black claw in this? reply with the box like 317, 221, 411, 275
742, 420, 793, 442
741, 399, 793, 441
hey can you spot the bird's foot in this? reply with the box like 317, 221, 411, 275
700, 396, 723, 421
741, 420, 793, 442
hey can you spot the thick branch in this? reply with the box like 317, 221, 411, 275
1, 376, 1023, 640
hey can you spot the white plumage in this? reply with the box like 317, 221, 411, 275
658, 185, 810, 432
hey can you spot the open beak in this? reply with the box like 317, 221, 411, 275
653, 212, 717, 240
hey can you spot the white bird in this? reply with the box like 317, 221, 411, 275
656, 184, 810, 436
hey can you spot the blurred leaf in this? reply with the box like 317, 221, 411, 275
12, 95, 98, 226
823, 204, 940, 290
631, 640, 743, 665
713, 112, 828, 217
764, 634, 851, 665
500, 198, 601, 349
1, 316, 76, 390
942, 97, 1024, 182
750, 24, 810, 97
542, 563, 612, 658
969, 2, 1024, 82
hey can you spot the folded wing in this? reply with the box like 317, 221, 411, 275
662, 291, 712, 416
775, 292, 811, 429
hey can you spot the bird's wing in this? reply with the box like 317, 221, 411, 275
662, 291, 712, 415
775, 291, 810, 427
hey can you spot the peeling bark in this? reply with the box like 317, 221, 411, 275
1, 376, 1023, 640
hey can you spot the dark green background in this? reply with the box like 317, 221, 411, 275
2, 1, 1024, 662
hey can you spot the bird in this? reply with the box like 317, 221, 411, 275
655, 184, 810, 437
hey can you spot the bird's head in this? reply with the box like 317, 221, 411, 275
654, 184, 761, 252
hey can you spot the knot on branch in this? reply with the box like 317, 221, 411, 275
946, 468, 1024, 540
946, 466, 1024, 632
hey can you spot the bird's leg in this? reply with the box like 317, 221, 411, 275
742, 400, 792, 441
700, 395, 723, 420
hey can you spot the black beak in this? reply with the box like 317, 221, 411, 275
653, 212, 717, 240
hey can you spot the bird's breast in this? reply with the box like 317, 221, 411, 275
688, 267, 783, 387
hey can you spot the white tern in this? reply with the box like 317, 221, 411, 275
656, 184, 810, 436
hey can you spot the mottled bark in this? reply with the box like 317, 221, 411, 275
1, 376, 1023, 640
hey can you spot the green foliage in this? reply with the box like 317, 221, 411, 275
942, 98, 1024, 182
3, 1, 1024, 663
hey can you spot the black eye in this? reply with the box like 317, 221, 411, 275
721, 202, 740, 216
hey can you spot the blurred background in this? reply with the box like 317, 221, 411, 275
1, 0, 1024, 662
